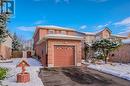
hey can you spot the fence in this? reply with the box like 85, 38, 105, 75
12, 51, 23, 58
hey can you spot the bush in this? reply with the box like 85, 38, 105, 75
0, 67, 8, 80
97, 54, 105, 60
94, 51, 105, 60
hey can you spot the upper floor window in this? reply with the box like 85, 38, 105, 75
48, 30, 54, 34
55, 30, 60, 34
61, 31, 67, 35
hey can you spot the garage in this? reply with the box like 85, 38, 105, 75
54, 45, 75, 67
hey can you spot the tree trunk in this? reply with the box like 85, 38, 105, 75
102, 49, 107, 64
105, 56, 107, 64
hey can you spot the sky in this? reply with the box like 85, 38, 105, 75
8, 0, 130, 40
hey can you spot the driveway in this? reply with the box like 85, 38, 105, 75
39, 66, 130, 86
0, 58, 44, 86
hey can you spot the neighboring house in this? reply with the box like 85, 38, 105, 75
84, 27, 127, 44
84, 28, 128, 60
0, 34, 12, 59
84, 32, 96, 44
22, 39, 34, 58
33, 26, 83, 67
109, 39, 130, 63
33, 26, 129, 67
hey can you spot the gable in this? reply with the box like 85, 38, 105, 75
102, 28, 111, 34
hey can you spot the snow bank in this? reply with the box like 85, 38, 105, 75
0, 58, 43, 86
86, 63, 130, 81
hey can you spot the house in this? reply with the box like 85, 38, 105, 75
84, 27, 127, 44
22, 39, 34, 58
33, 26, 128, 67
33, 26, 83, 67
0, 34, 12, 59
84, 28, 128, 59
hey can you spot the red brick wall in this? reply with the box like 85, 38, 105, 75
109, 44, 130, 63
67, 31, 75, 35
33, 27, 82, 67
35, 39, 82, 67
35, 41, 47, 66
34, 29, 39, 47
47, 39, 82, 67
34, 28, 77, 43
102, 29, 110, 39
39, 29, 48, 40
0, 44, 12, 59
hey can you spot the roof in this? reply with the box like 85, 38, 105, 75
17, 60, 30, 67
37, 25, 75, 31
85, 32, 96, 36
111, 34, 127, 38
33, 25, 75, 38
95, 27, 112, 35
37, 34, 83, 44
122, 39, 130, 44
84, 27, 112, 36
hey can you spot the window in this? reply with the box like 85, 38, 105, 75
61, 31, 66, 35
48, 30, 54, 34
55, 30, 60, 34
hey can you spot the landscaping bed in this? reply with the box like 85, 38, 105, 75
0, 67, 8, 80
39, 66, 130, 86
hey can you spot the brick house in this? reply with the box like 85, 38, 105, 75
0, 34, 12, 59
33, 26, 128, 67
84, 27, 127, 44
33, 26, 83, 67
84, 28, 128, 60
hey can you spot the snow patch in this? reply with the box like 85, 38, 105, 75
85, 62, 130, 81
0, 58, 43, 86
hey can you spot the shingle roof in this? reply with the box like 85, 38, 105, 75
111, 34, 127, 38
85, 32, 96, 35
37, 25, 75, 31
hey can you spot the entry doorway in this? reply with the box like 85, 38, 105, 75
27, 51, 32, 58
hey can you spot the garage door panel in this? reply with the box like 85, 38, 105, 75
54, 45, 75, 67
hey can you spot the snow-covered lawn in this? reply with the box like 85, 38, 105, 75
85, 62, 130, 81
0, 58, 43, 86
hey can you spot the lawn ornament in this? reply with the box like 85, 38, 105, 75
16, 60, 30, 83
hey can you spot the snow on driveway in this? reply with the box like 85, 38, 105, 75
0, 58, 44, 86
86, 63, 130, 81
